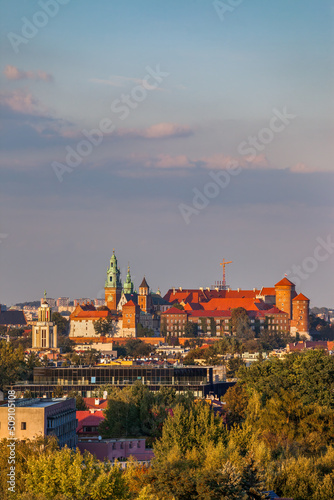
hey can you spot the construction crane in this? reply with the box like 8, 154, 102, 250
220, 259, 232, 290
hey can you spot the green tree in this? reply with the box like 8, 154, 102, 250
24, 447, 128, 499
184, 322, 198, 338
226, 356, 245, 378
93, 317, 116, 336
0, 340, 26, 391
57, 335, 75, 353
231, 307, 253, 339
223, 383, 249, 425
68, 390, 88, 410
51, 312, 69, 335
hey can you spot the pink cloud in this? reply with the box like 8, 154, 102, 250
145, 154, 193, 168
143, 123, 192, 138
0, 90, 40, 114
117, 122, 193, 139
290, 162, 317, 173
200, 153, 269, 170
4, 65, 53, 82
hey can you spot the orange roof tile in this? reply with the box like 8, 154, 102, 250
275, 277, 295, 287
260, 287, 276, 295
292, 293, 309, 301
161, 307, 187, 315
123, 300, 137, 307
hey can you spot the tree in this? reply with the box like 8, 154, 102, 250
0, 340, 26, 391
124, 338, 152, 357
68, 390, 88, 410
94, 317, 116, 336
57, 335, 74, 353
137, 323, 155, 337
223, 383, 249, 425
153, 402, 227, 461
231, 307, 253, 339
24, 447, 129, 499
184, 322, 198, 338
226, 356, 245, 379
238, 350, 334, 408
51, 312, 69, 335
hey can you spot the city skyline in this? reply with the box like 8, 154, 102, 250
0, 0, 333, 307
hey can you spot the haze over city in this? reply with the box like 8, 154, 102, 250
0, 0, 333, 307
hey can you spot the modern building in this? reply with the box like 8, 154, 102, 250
0, 398, 77, 448
12, 365, 234, 399
57, 297, 70, 308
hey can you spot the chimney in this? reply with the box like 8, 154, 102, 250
179, 287, 182, 291
95, 398, 100, 406
173, 288, 175, 295
206, 287, 210, 291
237, 288, 240, 292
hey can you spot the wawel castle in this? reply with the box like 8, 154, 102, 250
68, 250, 311, 342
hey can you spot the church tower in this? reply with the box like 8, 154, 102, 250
105, 249, 122, 309
32, 293, 58, 350
138, 276, 153, 313
275, 277, 296, 319
123, 265, 134, 295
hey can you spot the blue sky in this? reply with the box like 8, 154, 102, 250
0, 0, 333, 307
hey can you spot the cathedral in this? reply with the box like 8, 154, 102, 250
69, 250, 157, 339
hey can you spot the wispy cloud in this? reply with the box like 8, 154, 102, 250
117, 122, 193, 139
0, 89, 41, 114
289, 162, 318, 174
90, 74, 165, 91
4, 65, 53, 82
145, 154, 194, 169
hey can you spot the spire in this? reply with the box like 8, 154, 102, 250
105, 249, 122, 288
123, 263, 134, 294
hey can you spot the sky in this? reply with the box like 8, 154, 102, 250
0, 0, 333, 307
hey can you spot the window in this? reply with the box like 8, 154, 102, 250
21, 422, 26, 430
41, 329, 47, 347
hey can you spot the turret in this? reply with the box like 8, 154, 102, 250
275, 277, 296, 319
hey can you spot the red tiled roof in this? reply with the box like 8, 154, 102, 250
83, 398, 108, 410
162, 307, 187, 315
275, 277, 295, 287
292, 293, 309, 301
260, 287, 276, 295
201, 298, 269, 312
76, 410, 105, 433
75, 311, 110, 318
266, 306, 288, 315
123, 300, 137, 307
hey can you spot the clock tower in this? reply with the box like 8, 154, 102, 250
104, 249, 122, 309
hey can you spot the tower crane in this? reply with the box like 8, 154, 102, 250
220, 259, 232, 290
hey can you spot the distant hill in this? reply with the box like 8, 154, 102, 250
14, 301, 40, 308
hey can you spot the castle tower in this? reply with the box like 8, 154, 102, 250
123, 265, 134, 295
32, 293, 58, 349
138, 276, 153, 313
122, 300, 140, 337
275, 277, 296, 319
104, 249, 122, 309
292, 293, 310, 338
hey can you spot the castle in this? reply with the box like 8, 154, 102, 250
69, 250, 311, 340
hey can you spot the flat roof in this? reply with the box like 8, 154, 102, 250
3, 398, 70, 408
